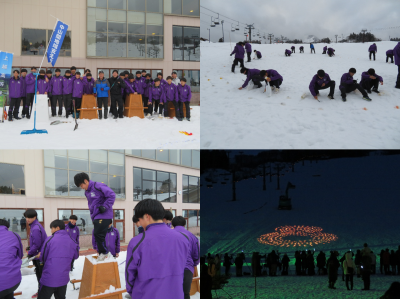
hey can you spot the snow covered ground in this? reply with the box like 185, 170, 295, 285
200, 41, 400, 149
0, 107, 200, 149
16, 252, 200, 299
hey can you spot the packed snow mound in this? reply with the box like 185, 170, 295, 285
200, 41, 400, 149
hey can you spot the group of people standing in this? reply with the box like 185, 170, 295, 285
7, 67, 192, 122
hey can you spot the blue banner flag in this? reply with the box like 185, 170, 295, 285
47, 20, 68, 67
0, 51, 14, 105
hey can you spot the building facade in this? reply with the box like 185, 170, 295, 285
0, 0, 200, 97
0, 149, 200, 249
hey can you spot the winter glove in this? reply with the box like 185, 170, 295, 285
99, 206, 106, 213
101, 88, 104, 91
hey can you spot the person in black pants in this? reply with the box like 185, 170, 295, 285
108, 70, 126, 119
94, 71, 110, 119
8, 70, 23, 121
230, 42, 245, 73
339, 68, 371, 102
20, 69, 27, 118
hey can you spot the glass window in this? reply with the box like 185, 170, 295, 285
192, 150, 200, 169
108, 23, 127, 34
44, 150, 68, 169
115, 221, 124, 240
181, 150, 192, 167
128, 0, 145, 11
108, 10, 127, 22
187, 70, 200, 92
173, 26, 183, 61
109, 175, 125, 198
128, 11, 145, 34
143, 169, 156, 180
128, 35, 146, 58
126, 150, 141, 156
134, 167, 176, 202
69, 170, 86, 197
184, 27, 200, 61
143, 180, 156, 199
169, 150, 180, 165
74, 210, 93, 235
87, 32, 107, 56
47, 30, 71, 57
87, 8, 107, 32
91, 173, 108, 184
108, 34, 127, 57
147, 35, 163, 58
170, 173, 177, 202
68, 150, 89, 171
141, 150, 155, 160
44, 168, 68, 196
109, 152, 125, 175
87, 0, 107, 7
156, 150, 168, 162
0, 209, 28, 239
21, 29, 46, 56
151, 70, 162, 79
147, 0, 163, 12
97, 69, 110, 78
164, 0, 182, 14
182, 0, 199, 16
89, 150, 108, 173
146, 13, 163, 36
182, 175, 199, 203
133, 168, 142, 200
108, 0, 127, 10
114, 210, 124, 220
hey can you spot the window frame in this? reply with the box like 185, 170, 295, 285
163, 0, 200, 17
172, 26, 200, 62
125, 150, 200, 169
172, 70, 200, 92
0, 162, 26, 196
133, 208, 176, 237
182, 209, 200, 231
182, 174, 200, 203
58, 208, 96, 236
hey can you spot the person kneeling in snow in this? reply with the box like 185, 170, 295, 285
238, 68, 262, 90
327, 47, 335, 57
360, 68, 383, 94
74, 172, 115, 262
309, 69, 336, 100
322, 46, 327, 54
91, 220, 120, 258
253, 50, 262, 59
0, 219, 23, 299
339, 68, 371, 102
299, 46, 304, 53
285, 49, 292, 56
260, 69, 283, 94
125, 199, 189, 299
38, 220, 79, 299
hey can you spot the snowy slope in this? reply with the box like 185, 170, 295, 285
0, 107, 200, 149
15, 252, 200, 299
200, 41, 400, 149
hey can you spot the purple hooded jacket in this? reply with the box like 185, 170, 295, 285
28, 219, 48, 260
72, 78, 84, 98
134, 76, 147, 94
328, 48, 335, 54
162, 83, 178, 102
174, 226, 200, 273
143, 79, 153, 98
85, 180, 116, 221
0, 225, 23, 292
369, 44, 377, 52
39, 230, 79, 288
50, 75, 63, 95
339, 73, 356, 89
285, 49, 292, 55
148, 85, 163, 103
26, 72, 36, 94
394, 42, 400, 66
83, 78, 95, 95
360, 71, 383, 85
265, 69, 283, 82
20, 75, 27, 97
231, 43, 245, 59
386, 49, 393, 56
177, 84, 192, 102
255, 50, 262, 58
309, 73, 332, 96
37, 76, 49, 94
92, 226, 120, 256
63, 75, 74, 95
9, 76, 23, 98
65, 222, 80, 248
159, 78, 168, 88
242, 68, 261, 88
125, 223, 189, 299
323, 46, 327, 51
125, 80, 137, 95
245, 42, 252, 53
291, 46, 295, 50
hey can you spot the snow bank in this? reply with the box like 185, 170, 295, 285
200, 41, 400, 149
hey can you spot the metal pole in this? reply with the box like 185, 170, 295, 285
207, 28, 210, 43
221, 20, 224, 42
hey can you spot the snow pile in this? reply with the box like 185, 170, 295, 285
86, 254, 118, 265
200, 41, 400, 149
0, 107, 200, 149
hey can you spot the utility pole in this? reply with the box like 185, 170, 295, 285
221, 20, 225, 42
274, 164, 286, 190
268, 33, 273, 44
335, 35, 338, 43
207, 28, 210, 43
246, 24, 255, 42
361, 29, 367, 43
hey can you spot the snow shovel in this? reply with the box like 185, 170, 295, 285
73, 99, 78, 131
50, 120, 70, 125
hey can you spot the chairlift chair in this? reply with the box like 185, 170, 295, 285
236, 21, 240, 30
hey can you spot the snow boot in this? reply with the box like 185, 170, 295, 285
231, 64, 235, 73
372, 88, 380, 94
186, 117, 190, 121
274, 88, 280, 94
328, 95, 334, 100
363, 96, 372, 101
366, 89, 371, 94
342, 96, 346, 102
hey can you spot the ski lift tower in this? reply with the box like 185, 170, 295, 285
246, 24, 255, 42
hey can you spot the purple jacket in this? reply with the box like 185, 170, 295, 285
177, 84, 192, 102
65, 222, 80, 248
20, 76, 27, 97
369, 44, 377, 52
125, 80, 137, 94
394, 42, 400, 66
256, 51, 262, 58
300, 46, 304, 50
72, 78, 84, 98
245, 42, 252, 53
134, 76, 147, 94
242, 68, 261, 88
28, 219, 47, 260
63, 75, 74, 94
328, 48, 335, 53
125, 223, 189, 299
265, 69, 283, 82
360, 71, 383, 84
148, 85, 163, 103
84, 78, 95, 95
174, 226, 200, 273
162, 83, 178, 102
37, 77, 49, 94
0, 225, 23, 292
285, 50, 292, 55
143, 79, 153, 97
9, 76, 23, 98
159, 78, 168, 89
323, 46, 327, 51
386, 49, 393, 55
291, 46, 295, 49
26, 73, 36, 94
309, 73, 332, 96
340, 73, 355, 88
92, 227, 120, 256
50, 75, 63, 95
85, 180, 116, 221
231, 43, 245, 59
39, 230, 79, 288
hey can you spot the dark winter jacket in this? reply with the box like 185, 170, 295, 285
83, 78, 95, 95
282, 255, 290, 266
72, 78, 84, 98
133, 77, 147, 94
265, 69, 283, 82
108, 76, 126, 96
327, 256, 339, 281
242, 68, 261, 88
125, 80, 137, 95
386, 49, 394, 56
340, 73, 355, 88
162, 83, 178, 102
285, 49, 292, 56
309, 73, 332, 96
231, 43, 245, 59
245, 42, 252, 53
369, 44, 377, 52
255, 50, 262, 58
93, 78, 110, 98
92, 226, 120, 256
317, 252, 326, 268
65, 222, 80, 248
394, 42, 400, 66
20, 76, 27, 97
360, 71, 383, 85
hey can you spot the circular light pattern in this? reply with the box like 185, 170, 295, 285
257, 225, 338, 247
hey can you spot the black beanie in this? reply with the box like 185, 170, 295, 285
317, 70, 325, 77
